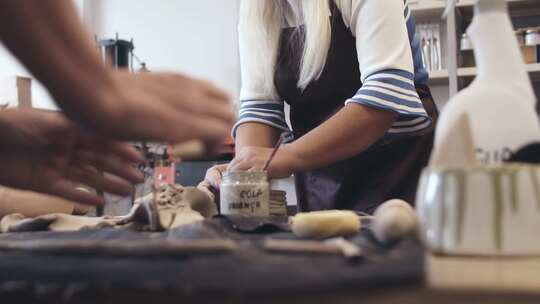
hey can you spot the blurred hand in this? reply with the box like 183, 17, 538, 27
197, 163, 229, 202
0, 109, 144, 205
228, 146, 299, 179
199, 164, 228, 189
75, 71, 236, 145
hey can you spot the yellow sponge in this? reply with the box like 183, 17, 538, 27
289, 210, 361, 239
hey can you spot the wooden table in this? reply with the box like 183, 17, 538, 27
427, 254, 540, 293
189, 254, 540, 304
1, 253, 539, 304
324, 254, 540, 304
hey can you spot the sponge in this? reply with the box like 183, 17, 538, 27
289, 210, 361, 239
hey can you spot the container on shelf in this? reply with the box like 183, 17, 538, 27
460, 33, 476, 68
523, 27, 540, 64
525, 27, 540, 45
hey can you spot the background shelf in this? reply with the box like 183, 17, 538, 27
410, 0, 540, 20
409, 0, 540, 106
427, 63, 540, 85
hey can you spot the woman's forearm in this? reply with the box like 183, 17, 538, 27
286, 104, 397, 172
0, 0, 114, 120
235, 123, 281, 154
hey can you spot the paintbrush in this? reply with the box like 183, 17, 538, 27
263, 136, 284, 172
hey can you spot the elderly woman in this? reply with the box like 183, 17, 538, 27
203, 0, 438, 213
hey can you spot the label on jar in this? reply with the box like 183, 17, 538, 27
474, 129, 540, 165
220, 185, 270, 217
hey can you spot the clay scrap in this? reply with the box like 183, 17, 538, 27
0, 185, 217, 233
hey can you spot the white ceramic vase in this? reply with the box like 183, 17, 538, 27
417, 165, 540, 256
417, 0, 540, 256
433, 0, 540, 165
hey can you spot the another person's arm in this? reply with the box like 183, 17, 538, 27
229, 0, 430, 177
0, 186, 90, 218
0, 0, 235, 143
0, 108, 144, 205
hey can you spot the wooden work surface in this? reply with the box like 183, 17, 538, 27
426, 253, 540, 294
301, 254, 540, 304
1, 222, 539, 304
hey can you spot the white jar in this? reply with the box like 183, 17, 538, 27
220, 172, 270, 217
416, 164, 540, 256
526, 27, 540, 46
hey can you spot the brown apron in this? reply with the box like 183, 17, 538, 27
274, 2, 438, 214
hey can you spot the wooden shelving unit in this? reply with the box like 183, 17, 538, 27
410, 0, 540, 16
410, 0, 540, 89
428, 63, 540, 85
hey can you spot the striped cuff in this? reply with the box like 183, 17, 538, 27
345, 69, 432, 135
232, 100, 291, 138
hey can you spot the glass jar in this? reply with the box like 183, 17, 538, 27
525, 27, 540, 46
524, 27, 540, 64
460, 33, 475, 68
220, 171, 270, 217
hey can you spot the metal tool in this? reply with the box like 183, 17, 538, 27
263, 238, 365, 260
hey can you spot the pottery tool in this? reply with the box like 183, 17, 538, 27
263, 239, 342, 255
323, 237, 363, 259
263, 238, 365, 260
263, 136, 284, 172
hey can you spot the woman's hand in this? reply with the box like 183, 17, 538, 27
197, 144, 301, 201
197, 164, 228, 201
203, 164, 228, 189
228, 145, 301, 179
0, 109, 144, 206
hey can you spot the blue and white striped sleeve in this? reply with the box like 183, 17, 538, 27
232, 99, 290, 138
232, 17, 291, 138
343, 0, 432, 135
345, 69, 431, 134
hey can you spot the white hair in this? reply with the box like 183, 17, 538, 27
239, 0, 332, 94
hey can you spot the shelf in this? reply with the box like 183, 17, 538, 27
427, 62, 540, 85
427, 69, 451, 85
410, 0, 540, 18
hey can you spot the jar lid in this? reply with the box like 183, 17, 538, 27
222, 171, 268, 183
